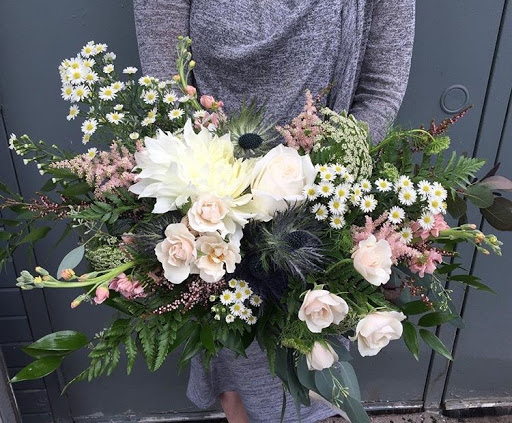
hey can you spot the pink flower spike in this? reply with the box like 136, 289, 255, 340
409, 249, 443, 278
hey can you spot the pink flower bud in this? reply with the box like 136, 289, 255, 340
186, 85, 197, 97
61, 268, 75, 280
200, 95, 215, 109
94, 286, 110, 305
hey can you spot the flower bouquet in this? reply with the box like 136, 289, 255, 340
2, 37, 511, 423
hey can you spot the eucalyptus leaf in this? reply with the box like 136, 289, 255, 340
56, 245, 85, 278
446, 194, 467, 219
481, 197, 512, 231
479, 175, 512, 192
464, 184, 494, 208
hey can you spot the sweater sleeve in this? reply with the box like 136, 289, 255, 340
132, 0, 191, 80
349, 0, 416, 144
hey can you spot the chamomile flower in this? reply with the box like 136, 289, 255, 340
142, 89, 158, 104
81, 43, 95, 57
330, 215, 345, 229
61, 84, 74, 101
430, 182, 447, 200
316, 164, 329, 173
129, 132, 139, 140
237, 280, 248, 289
360, 179, 372, 192
103, 64, 114, 74
147, 108, 157, 120
82, 134, 91, 144
351, 185, 363, 197
141, 117, 153, 126
375, 178, 392, 192
239, 308, 253, 320
84, 71, 99, 84
66, 104, 79, 121
341, 171, 355, 183
163, 92, 177, 104
81, 118, 98, 135
233, 290, 245, 303
398, 188, 417, 206
193, 110, 207, 119
110, 81, 125, 92
225, 314, 235, 324
104, 52, 116, 61
67, 66, 86, 84
318, 181, 334, 197
138, 75, 153, 86
320, 168, 335, 182
113, 104, 124, 111
82, 58, 95, 69
86, 148, 98, 159
360, 195, 378, 213
179, 95, 191, 103
418, 212, 435, 230
250, 295, 262, 307
230, 303, 244, 317
220, 290, 234, 305
246, 315, 258, 325
94, 43, 107, 54
68, 57, 83, 70
123, 66, 138, 74
400, 227, 413, 244
303, 184, 318, 201
332, 163, 346, 175
428, 197, 444, 214
349, 193, 362, 206
388, 206, 405, 224
72, 85, 90, 102
228, 279, 238, 289
397, 175, 414, 190
241, 287, 253, 298
106, 112, 125, 125
99, 86, 116, 101
334, 184, 351, 201
311, 203, 328, 220
168, 108, 184, 120
328, 198, 346, 215
417, 180, 433, 198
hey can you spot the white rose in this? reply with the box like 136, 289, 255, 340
350, 311, 406, 357
352, 235, 392, 286
155, 223, 197, 284
298, 290, 349, 333
192, 233, 241, 282
306, 341, 339, 371
250, 144, 317, 221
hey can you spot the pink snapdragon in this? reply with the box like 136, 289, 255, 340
109, 273, 146, 300
409, 249, 443, 277
411, 214, 450, 240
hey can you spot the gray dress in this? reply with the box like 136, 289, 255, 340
133, 0, 415, 420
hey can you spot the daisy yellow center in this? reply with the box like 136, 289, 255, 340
392, 211, 400, 219
222, 294, 231, 301
321, 186, 329, 193
424, 216, 432, 224
238, 282, 247, 288
404, 192, 412, 200
431, 200, 440, 208
316, 209, 325, 216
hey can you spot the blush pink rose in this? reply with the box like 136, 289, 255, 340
352, 235, 393, 286
306, 341, 339, 371
298, 290, 349, 333
200, 95, 215, 109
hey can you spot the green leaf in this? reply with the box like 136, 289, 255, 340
328, 338, 352, 362
401, 300, 432, 315
10, 356, 63, 383
21, 347, 72, 359
418, 312, 458, 327
419, 329, 453, 360
168, 321, 197, 354
26, 331, 88, 351
19, 226, 51, 244
446, 194, 467, 219
449, 274, 496, 294
479, 175, 512, 192
402, 322, 419, 360
286, 352, 310, 406
125, 336, 137, 375
344, 395, 371, 423
200, 325, 215, 354
40, 178, 57, 192
296, 356, 317, 392
464, 184, 495, 208
436, 263, 461, 275
59, 182, 91, 197
178, 327, 202, 370
481, 197, 512, 231
56, 245, 85, 278
0, 230, 12, 241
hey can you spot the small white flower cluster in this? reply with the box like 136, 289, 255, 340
210, 279, 261, 325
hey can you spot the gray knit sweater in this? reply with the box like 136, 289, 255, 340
133, 1, 415, 421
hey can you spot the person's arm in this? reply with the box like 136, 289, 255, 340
133, 0, 191, 80
349, 0, 416, 144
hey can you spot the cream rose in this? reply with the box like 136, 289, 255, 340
298, 289, 349, 333
306, 341, 339, 371
352, 235, 392, 286
192, 233, 241, 282
250, 144, 317, 221
155, 223, 197, 284
350, 311, 406, 357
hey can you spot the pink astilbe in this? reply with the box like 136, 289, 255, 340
411, 214, 450, 241
352, 214, 420, 264
52, 142, 141, 198
409, 249, 443, 278
276, 90, 322, 153
109, 273, 146, 300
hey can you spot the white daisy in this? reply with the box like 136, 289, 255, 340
104, 52, 116, 61
396, 175, 414, 190
330, 215, 345, 229
123, 66, 138, 74
110, 81, 125, 92
239, 307, 253, 321
61, 84, 74, 101
246, 315, 258, 325
81, 43, 95, 57
142, 89, 158, 104
99, 86, 116, 101
430, 182, 448, 200
113, 104, 124, 111
82, 58, 95, 68
178, 95, 191, 103
138, 75, 153, 86
240, 287, 253, 299
168, 108, 184, 120
228, 279, 238, 289
417, 180, 433, 198
236, 280, 248, 289
86, 147, 98, 159
71, 85, 90, 102
141, 117, 153, 126
320, 168, 335, 182
428, 197, 444, 214
103, 64, 114, 74
418, 212, 435, 230
84, 71, 99, 84
66, 104, 79, 121
398, 188, 417, 206
311, 203, 329, 220
163, 92, 177, 104
375, 178, 392, 192
193, 110, 207, 119
82, 134, 91, 144
233, 290, 245, 303
68, 57, 83, 70
328, 198, 346, 215
129, 132, 139, 140
147, 108, 157, 120
360, 195, 378, 213
303, 184, 318, 201
400, 227, 413, 244
388, 206, 405, 224
81, 118, 98, 135
351, 185, 363, 197
341, 171, 354, 183
66, 66, 86, 85
360, 179, 372, 192
220, 290, 234, 305
225, 314, 235, 324
316, 164, 329, 173
349, 193, 362, 206
318, 181, 334, 197
250, 295, 262, 307
106, 112, 125, 125
332, 164, 346, 175
94, 43, 107, 54
334, 184, 351, 201
230, 303, 245, 317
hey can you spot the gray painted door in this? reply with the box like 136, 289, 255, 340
0, 0, 511, 421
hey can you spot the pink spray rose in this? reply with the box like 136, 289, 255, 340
94, 286, 110, 304
409, 249, 443, 277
